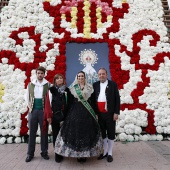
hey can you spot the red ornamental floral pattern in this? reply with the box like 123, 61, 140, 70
0, 0, 169, 136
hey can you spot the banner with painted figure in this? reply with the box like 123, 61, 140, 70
66, 43, 110, 86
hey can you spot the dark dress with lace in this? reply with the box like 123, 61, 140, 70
55, 92, 102, 157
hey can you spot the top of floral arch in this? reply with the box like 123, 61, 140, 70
43, 0, 129, 39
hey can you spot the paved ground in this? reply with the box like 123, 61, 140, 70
0, 141, 170, 170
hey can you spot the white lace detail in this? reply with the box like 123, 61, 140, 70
69, 77, 94, 101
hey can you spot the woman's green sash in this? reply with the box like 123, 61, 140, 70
74, 84, 97, 122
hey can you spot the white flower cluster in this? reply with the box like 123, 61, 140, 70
0, 0, 62, 69
140, 60, 170, 136
117, 133, 163, 142
116, 109, 147, 135
46, 0, 62, 6
39, 43, 60, 70
111, 0, 170, 141
0, 61, 27, 141
111, 0, 167, 44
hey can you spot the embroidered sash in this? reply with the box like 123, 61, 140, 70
74, 84, 97, 122
33, 98, 43, 109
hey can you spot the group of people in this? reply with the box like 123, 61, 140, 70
24, 66, 120, 164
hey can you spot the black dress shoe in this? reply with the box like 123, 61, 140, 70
97, 153, 108, 160
107, 155, 113, 162
77, 158, 82, 162
41, 154, 49, 160
77, 158, 86, 163
25, 156, 33, 162
81, 158, 87, 162
59, 155, 63, 161
55, 153, 63, 163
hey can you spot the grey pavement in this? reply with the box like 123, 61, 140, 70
0, 141, 170, 170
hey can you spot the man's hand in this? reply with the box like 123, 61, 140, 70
47, 118, 52, 124
113, 114, 118, 121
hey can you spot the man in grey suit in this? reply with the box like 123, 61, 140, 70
92, 68, 120, 163
25, 66, 50, 162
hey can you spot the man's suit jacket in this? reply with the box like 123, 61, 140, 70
92, 80, 120, 115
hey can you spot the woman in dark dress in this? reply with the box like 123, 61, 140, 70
44, 74, 71, 163
55, 71, 102, 162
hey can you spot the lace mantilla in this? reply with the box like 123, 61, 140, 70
69, 83, 93, 101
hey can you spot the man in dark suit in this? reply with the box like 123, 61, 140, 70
92, 68, 120, 162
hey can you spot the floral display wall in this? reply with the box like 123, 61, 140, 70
0, 0, 170, 144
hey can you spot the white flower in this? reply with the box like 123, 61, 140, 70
37, 126, 40, 136
14, 137, 21, 144
1, 58, 8, 64
124, 124, 135, 134
119, 133, 127, 141
18, 32, 29, 39
36, 137, 41, 144
150, 135, 157, 141
7, 137, 13, 144
3, 122, 8, 128
140, 134, 149, 141
119, 111, 126, 120
15, 120, 22, 128
46, 64, 55, 71
134, 135, 139, 142
134, 126, 142, 135
48, 124, 52, 135
0, 137, 6, 144
156, 135, 163, 141
116, 126, 124, 133
164, 125, 170, 134
125, 115, 134, 124
117, 120, 125, 127
39, 45, 48, 52
39, 62, 47, 68
12, 128, 20, 137
127, 135, 134, 142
